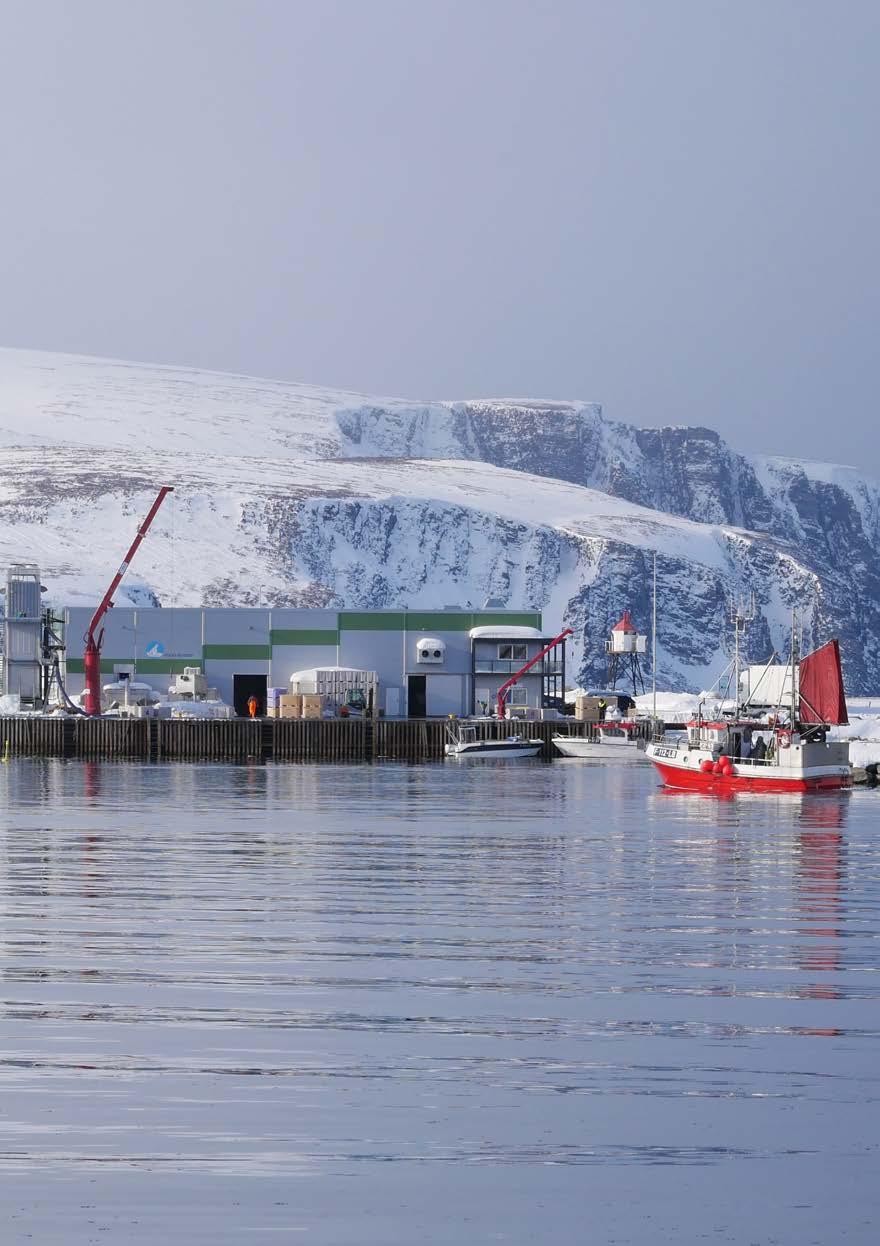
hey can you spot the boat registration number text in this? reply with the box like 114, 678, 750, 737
652, 746, 677, 758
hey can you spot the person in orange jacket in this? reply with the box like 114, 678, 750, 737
247, 694, 259, 719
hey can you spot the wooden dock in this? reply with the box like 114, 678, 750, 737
0, 716, 646, 763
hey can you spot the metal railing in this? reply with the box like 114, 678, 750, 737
474, 659, 564, 675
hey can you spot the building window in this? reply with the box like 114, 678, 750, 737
507, 686, 528, 706
498, 643, 527, 661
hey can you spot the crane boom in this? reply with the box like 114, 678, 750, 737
83, 486, 174, 715
496, 627, 573, 721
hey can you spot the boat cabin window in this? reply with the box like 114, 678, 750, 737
601, 727, 626, 738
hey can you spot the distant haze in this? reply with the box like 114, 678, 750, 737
1, 0, 877, 473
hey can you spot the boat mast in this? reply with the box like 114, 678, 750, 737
651, 552, 657, 725
733, 607, 740, 714
731, 592, 755, 715
790, 605, 800, 725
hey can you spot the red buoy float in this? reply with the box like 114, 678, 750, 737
700, 759, 714, 773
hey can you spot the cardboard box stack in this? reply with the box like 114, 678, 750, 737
575, 695, 603, 721
279, 693, 302, 719
289, 668, 378, 715
301, 693, 325, 720
266, 686, 286, 720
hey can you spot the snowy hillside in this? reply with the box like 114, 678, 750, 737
0, 347, 878, 692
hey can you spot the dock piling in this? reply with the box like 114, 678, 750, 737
0, 716, 618, 763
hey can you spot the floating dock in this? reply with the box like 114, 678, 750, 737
0, 717, 651, 763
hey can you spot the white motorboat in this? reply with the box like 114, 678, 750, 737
445, 723, 543, 758
553, 721, 650, 761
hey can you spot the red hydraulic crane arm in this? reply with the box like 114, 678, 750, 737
82, 485, 174, 716
86, 486, 174, 644
496, 627, 573, 721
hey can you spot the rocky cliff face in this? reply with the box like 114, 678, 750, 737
331, 398, 880, 690
0, 348, 877, 693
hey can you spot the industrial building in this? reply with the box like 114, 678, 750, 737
57, 605, 568, 717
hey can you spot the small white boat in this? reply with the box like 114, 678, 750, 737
553, 721, 650, 761
445, 723, 543, 758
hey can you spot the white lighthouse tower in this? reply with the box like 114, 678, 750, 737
605, 609, 647, 695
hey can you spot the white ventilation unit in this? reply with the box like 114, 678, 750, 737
416, 637, 446, 664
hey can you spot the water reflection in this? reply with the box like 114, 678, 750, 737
795, 822, 845, 1016
0, 761, 878, 1244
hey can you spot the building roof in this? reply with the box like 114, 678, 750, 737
611, 609, 637, 633
469, 625, 545, 640
288, 667, 374, 681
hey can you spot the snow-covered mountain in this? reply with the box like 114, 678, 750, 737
1, 347, 877, 692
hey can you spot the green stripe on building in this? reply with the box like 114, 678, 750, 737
402, 612, 474, 631
202, 644, 271, 660
463, 612, 542, 630
338, 611, 543, 632
65, 658, 197, 675
270, 628, 339, 646
338, 612, 407, 630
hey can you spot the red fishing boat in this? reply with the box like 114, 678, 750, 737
645, 639, 852, 793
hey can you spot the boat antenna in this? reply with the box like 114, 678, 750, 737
731, 591, 756, 714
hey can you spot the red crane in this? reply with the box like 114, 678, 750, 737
496, 627, 573, 721
82, 486, 174, 716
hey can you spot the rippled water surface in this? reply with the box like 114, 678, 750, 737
1, 759, 878, 1243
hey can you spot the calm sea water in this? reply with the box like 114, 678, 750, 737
0, 758, 877, 1244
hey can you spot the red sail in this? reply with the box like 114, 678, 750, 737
799, 640, 849, 725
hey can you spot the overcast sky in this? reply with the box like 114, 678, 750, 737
1, 1, 877, 473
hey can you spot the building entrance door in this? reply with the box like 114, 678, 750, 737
233, 673, 267, 717
407, 674, 426, 717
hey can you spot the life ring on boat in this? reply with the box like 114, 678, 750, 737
777, 729, 792, 749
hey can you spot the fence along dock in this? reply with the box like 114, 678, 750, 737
0, 717, 621, 763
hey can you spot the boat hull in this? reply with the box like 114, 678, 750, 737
646, 742, 852, 793
445, 740, 543, 759
651, 759, 850, 793
552, 736, 648, 762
